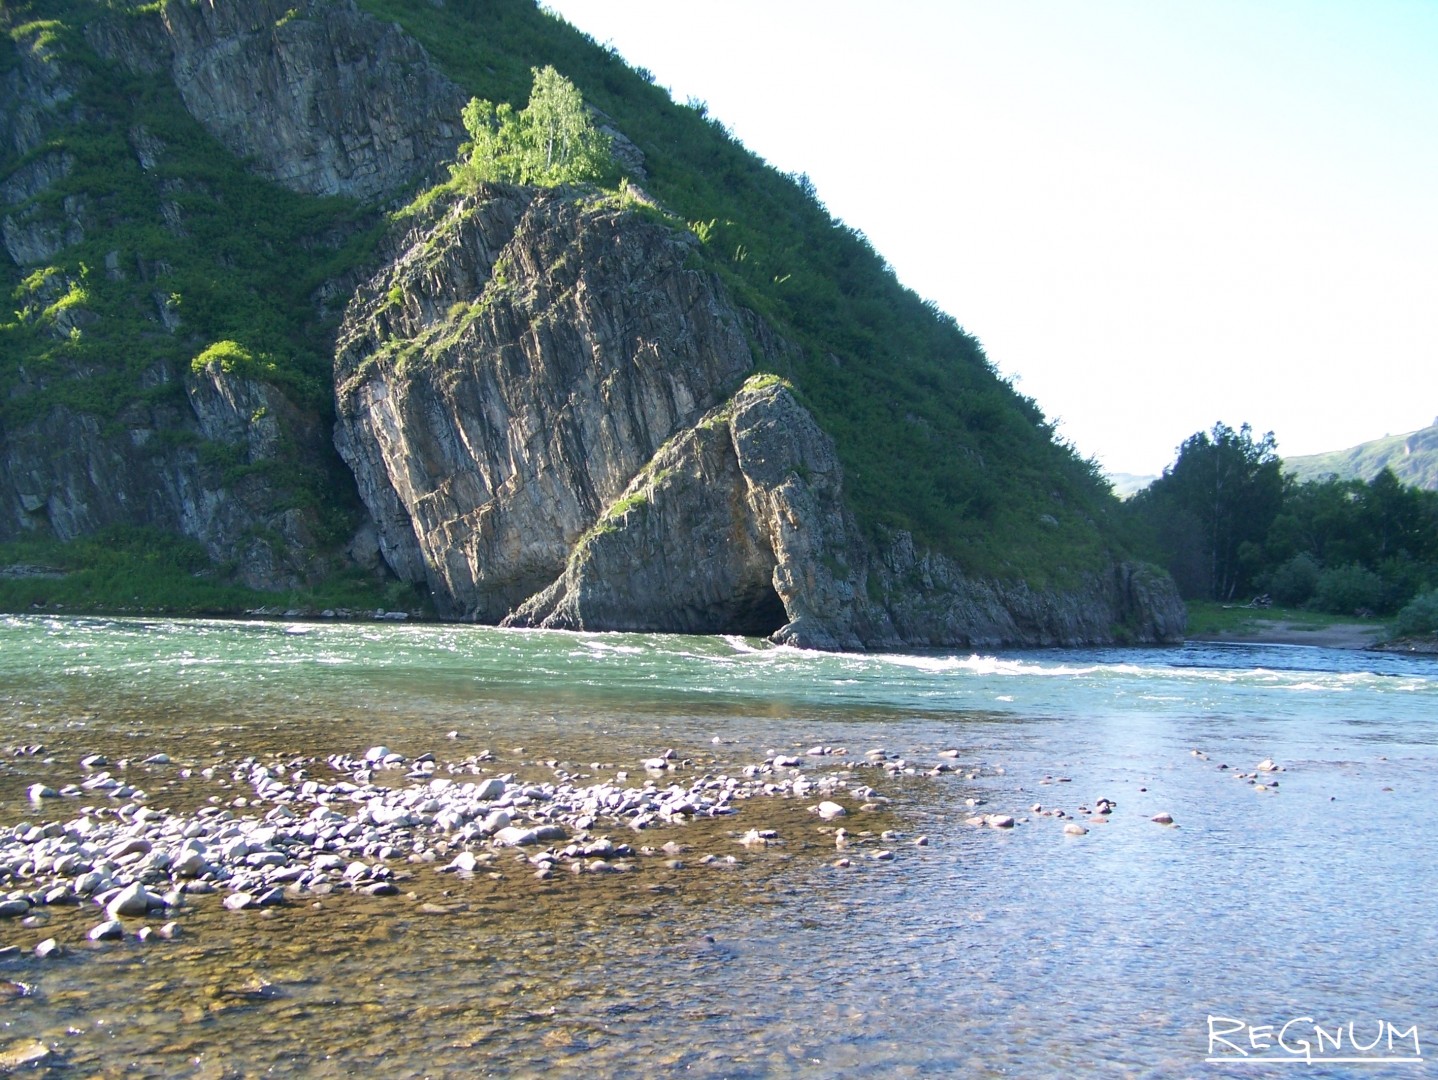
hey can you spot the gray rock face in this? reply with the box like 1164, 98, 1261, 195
506, 379, 1184, 649
507, 379, 866, 643
0, 25, 77, 164
0, 26, 84, 269
338, 187, 1185, 646
0, 362, 329, 590
335, 186, 757, 620
87, 0, 466, 201
861, 542, 1186, 651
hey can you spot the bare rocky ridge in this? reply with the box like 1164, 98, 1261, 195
334, 186, 759, 620
86, 0, 466, 201
337, 186, 1185, 646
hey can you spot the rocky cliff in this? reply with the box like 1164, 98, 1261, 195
334, 186, 759, 620
337, 186, 1185, 646
0, 361, 331, 589
87, 0, 466, 201
2, 0, 1185, 643
0, 0, 460, 590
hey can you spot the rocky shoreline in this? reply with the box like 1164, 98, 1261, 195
0, 743, 912, 955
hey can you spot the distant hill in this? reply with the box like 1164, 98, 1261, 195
1283, 419, 1438, 490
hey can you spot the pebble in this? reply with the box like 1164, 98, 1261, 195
105, 882, 161, 920
0, 742, 882, 944
0, 1041, 52, 1070
1063, 823, 1089, 836
1151, 812, 1175, 825
34, 937, 63, 958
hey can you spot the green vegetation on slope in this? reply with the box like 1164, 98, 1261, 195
3, 0, 1133, 613
1283, 419, 1438, 491
453, 65, 616, 187
0, 527, 421, 615
1126, 422, 1438, 624
1, 1, 381, 536
354, 0, 1121, 587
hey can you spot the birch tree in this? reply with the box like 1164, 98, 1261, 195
454, 66, 613, 187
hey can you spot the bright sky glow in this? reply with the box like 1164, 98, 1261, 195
543, 0, 1438, 477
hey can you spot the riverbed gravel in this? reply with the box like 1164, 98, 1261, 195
0, 745, 891, 944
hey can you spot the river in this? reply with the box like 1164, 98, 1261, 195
1, 615, 1434, 1077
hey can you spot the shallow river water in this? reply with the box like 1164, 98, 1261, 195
1, 615, 1435, 1078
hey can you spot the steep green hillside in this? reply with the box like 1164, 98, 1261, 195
1, 0, 384, 584
1284, 420, 1438, 491
355, 0, 1120, 586
3, 0, 1132, 613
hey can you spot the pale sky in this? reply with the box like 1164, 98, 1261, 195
543, 0, 1438, 477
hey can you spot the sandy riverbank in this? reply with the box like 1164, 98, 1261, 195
1189, 620, 1389, 649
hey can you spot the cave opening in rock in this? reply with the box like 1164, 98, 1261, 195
726, 579, 789, 639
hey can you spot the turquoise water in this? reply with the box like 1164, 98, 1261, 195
1, 615, 1435, 1077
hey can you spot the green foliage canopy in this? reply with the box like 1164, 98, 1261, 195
1127, 423, 1283, 601
1128, 421, 1438, 619
453, 65, 614, 186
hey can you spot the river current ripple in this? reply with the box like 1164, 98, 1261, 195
0, 615, 1435, 1077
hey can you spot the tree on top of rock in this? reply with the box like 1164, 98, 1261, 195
453, 66, 614, 187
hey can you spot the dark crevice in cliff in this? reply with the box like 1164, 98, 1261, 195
724, 580, 789, 638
